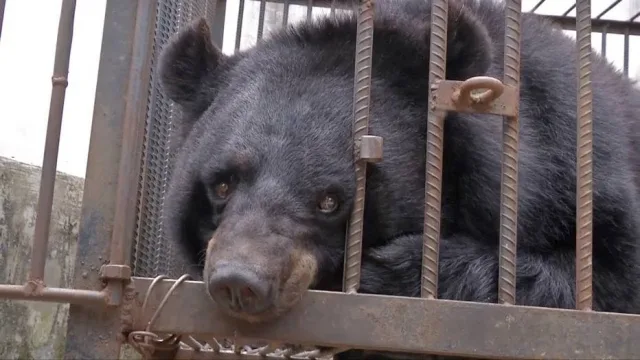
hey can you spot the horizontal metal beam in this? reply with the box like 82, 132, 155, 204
132, 277, 640, 359
543, 14, 640, 35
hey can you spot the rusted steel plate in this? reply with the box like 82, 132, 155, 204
132, 277, 640, 359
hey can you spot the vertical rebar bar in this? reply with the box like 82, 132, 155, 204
575, 0, 594, 312
29, 0, 77, 284
257, 0, 266, 40
282, 0, 290, 26
343, 0, 374, 293
623, 28, 629, 77
235, 0, 245, 53
421, 0, 448, 299
307, 0, 313, 21
498, 0, 522, 306
330, 0, 336, 18
601, 26, 607, 57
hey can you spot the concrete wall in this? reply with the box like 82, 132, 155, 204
0, 156, 84, 359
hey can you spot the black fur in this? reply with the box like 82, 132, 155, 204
159, 0, 640, 357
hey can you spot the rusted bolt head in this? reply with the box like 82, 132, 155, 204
100, 264, 132, 281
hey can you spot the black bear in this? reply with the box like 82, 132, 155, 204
159, 0, 640, 356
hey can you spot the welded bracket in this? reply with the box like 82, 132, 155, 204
358, 135, 384, 163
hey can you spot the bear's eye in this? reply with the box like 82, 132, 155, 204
214, 182, 230, 198
318, 194, 339, 214
211, 175, 236, 200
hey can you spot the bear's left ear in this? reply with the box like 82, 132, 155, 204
158, 17, 227, 117
435, 1, 494, 80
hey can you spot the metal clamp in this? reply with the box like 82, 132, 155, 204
431, 76, 519, 117
358, 135, 384, 163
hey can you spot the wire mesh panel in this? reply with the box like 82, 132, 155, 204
133, 0, 220, 278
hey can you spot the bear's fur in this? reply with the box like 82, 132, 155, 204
159, 0, 640, 357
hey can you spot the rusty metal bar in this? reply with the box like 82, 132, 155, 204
132, 277, 640, 359
575, 0, 594, 312
63, 1, 160, 358
282, 0, 290, 25
498, 0, 521, 306
109, 1, 158, 267
103, 0, 158, 308
257, 0, 266, 39
343, 0, 374, 293
623, 28, 629, 76
235, 0, 245, 52
0, 284, 107, 306
601, 26, 607, 57
421, 0, 448, 299
28, 0, 77, 285
307, 0, 313, 20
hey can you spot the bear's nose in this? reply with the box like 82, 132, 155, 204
207, 264, 272, 315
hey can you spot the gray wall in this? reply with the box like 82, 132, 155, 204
0, 156, 83, 359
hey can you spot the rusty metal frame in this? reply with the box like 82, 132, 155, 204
118, 0, 640, 358
117, 0, 640, 359
63, 1, 159, 358
0, 0, 639, 359
131, 277, 640, 359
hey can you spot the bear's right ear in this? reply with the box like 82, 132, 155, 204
158, 18, 226, 116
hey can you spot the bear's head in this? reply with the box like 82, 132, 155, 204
159, 0, 492, 324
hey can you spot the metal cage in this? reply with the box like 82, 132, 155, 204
0, 0, 639, 359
